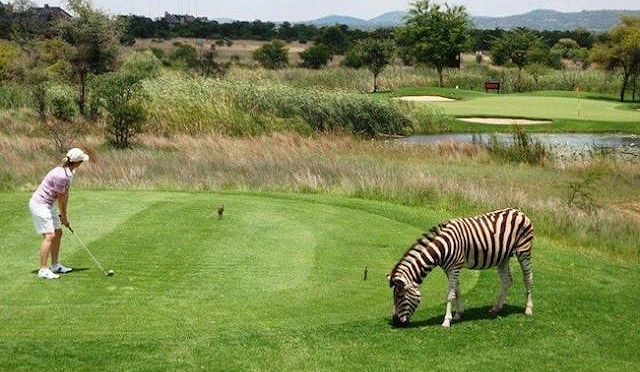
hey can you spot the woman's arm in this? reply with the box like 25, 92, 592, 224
58, 191, 69, 226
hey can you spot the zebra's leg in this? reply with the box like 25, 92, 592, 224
490, 260, 513, 315
453, 282, 464, 321
442, 269, 461, 327
517, 252, 534, 315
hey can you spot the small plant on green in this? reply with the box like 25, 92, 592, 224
566, 169, 602, 212
487, 126, 548, 165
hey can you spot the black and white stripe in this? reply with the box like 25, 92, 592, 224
390, 208, 534, 327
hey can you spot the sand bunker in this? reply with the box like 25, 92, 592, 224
395, 95, 455, 102
459, 117, 552, 125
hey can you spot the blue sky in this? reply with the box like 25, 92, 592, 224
33, 1, 640, 20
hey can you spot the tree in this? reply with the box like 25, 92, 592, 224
91, 72, 146, 148
396, 0, 471, 87
9, 0, 41, 43
196, 45, 230, 77
252, 40, 288, 69
590, 16, 640, 102
491, 28, 545, 90
57, 0, 122, 115
90, 51, 159, 148
315, 25, 350, 55
360, 38, 396, 92
551, 38, 589, 68
299, 43, 333, 69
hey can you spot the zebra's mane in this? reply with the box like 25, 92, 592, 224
390, 220, 452, 278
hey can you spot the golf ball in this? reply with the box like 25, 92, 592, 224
108, 269, 114, 275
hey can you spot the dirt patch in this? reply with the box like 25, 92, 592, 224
459, 117, 552, 125
394, 96, 455, 102
613, 202, 640, 221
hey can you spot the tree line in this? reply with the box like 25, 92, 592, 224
0, 3, 605, 51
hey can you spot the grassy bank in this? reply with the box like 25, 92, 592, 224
2, 133, 638, 262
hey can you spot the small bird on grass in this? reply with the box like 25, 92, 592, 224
217, 205, 224, 219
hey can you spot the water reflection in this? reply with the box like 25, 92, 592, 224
399, 133, 640, 161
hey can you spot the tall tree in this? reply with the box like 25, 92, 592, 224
491, 28, 545, 91
57, 0, 122, 114
360, 38, 396, 93
396, 0, 471, 87
590, 16, 640, 102
315, 25, 350, 55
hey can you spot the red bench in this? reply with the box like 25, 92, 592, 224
484, 81, 501, 93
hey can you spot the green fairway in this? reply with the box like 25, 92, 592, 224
1, 190, 639, 371
429, 95, 640, 122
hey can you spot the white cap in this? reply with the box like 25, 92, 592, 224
66, 148, 89, 162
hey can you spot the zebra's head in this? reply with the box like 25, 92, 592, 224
389, 274, 421, 327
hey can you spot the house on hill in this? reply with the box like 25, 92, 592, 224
31, 3, 72, 22
162, 11, 205, 25
0, 2, 72, 21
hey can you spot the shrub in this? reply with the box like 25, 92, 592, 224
482, 127, 548, 165
253, 40, 289, 69
169, 42, 198, 69
92, 71, 147, 148
47, 84, 78, 122
0, 41, 20, 81
299, 43, 333, 69
0, 83, 32, 109
196, 45, 230, 77
566, 170, 602, 212
122, 50, 162, 80
405, 103, 452, 133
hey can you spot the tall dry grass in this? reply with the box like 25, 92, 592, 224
2, 132, 638, 261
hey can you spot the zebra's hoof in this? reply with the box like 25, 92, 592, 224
441, 320, 451, 327
525, 308, 533, 316
489, 307, 501, 316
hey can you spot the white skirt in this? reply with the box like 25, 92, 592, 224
29, 199, 62, 235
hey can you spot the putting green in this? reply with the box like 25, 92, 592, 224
1, 190, 638, 371
429, 96, 640, 122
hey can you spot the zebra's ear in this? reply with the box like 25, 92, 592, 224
391, 276, 406, 288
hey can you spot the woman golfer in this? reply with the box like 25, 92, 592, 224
29, 148, 89, 279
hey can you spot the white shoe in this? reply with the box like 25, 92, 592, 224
50, 263, 73, 274
38, 268, 60, 279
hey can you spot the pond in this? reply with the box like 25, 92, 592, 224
398, 133, 640, 161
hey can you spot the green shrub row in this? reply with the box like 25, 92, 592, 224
144, 75, 412, 136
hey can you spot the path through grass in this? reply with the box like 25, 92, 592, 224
1, 191, 638, 371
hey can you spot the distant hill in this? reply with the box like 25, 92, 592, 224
473, 9, 640, 31
302, 9, 640, 31
305, 15, 369, 28
305, 11, 406, 29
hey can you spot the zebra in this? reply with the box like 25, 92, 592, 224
389, 208, 534, 327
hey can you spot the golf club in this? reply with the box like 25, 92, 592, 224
60, 217, 114, 276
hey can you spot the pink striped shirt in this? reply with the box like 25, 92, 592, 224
31, 166, 74, 205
